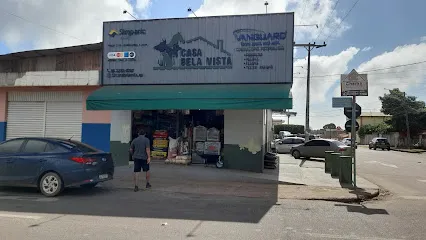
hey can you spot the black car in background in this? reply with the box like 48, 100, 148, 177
369, 137, 391, 151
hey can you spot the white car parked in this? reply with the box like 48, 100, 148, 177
275, 137, 305, 153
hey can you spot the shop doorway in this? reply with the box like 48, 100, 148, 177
130, 110, 224, 166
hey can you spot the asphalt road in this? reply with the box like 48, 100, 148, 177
0, 184, 425, 240
0, 149, 424, 240
356, 147, 426, 199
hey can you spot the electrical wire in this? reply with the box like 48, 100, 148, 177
322, 0, 361, 43
313, 0, 341, 42
292, 60, 426, 79
0, 9, 86, 43
298, 0, 310, 25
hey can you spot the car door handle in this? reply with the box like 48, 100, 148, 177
39, 159, 47, 162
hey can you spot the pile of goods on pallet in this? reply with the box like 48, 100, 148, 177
151, 130, 168, 159
264, 152, 279, 169
165, 127, 191, 165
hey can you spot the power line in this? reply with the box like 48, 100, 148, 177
322, 0, 361, 42
298, 0, 310, 24
313, 0, 341, 42
292, 60, 426, 78
0, 9, 87, 43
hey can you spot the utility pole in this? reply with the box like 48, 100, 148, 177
294, 42, 327, 141
403, 92, 411, 148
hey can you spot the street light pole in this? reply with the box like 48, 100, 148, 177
264, 1, 269, 14
294, 42, 327, 141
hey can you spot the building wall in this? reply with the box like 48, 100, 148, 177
109, 110, 132, 166
81, 89, 111, 153
0, 90, 6, 141
0, 71, 99, 87
358, 116, 389, 127
224, 109, 264, 172
0, 50, 101, 72
0, 86, 113, 154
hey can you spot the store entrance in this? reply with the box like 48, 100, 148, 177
130, 110, 224, 165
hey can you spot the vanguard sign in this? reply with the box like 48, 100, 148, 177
102, 13, 294, 85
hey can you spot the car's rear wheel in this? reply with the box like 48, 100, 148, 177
39, 172, 63, 197
292, 150, 301, 159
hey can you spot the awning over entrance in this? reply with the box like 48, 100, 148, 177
86, 84, 292, 110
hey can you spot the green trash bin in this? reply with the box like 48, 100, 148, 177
330, 153, 341, 178
324, 151, 334, 174
339, 156, 353, 184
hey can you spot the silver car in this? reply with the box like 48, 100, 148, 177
275, 137, 305, 153
343, 138, 357, 149
290, 139, 351, 159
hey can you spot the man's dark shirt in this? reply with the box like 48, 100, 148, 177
131, 135, 150, 160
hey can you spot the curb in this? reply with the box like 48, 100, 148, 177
390, 148, 426, 154
301, 189, 380, 203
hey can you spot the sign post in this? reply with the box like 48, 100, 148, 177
341, 69, 368, 188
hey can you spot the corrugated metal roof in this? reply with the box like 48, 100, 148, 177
0, 42, 102, 61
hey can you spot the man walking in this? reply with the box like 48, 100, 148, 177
130, 129, 151, 192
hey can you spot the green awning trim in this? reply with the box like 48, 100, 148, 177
86, 84, 292, 110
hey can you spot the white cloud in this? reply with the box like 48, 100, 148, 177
290, 47, 359, 129
290, 43, 426, 130
0, 0, 149, 51
361, 46, 372, 52
355, 43, 426, 113
193, 0, 350, 43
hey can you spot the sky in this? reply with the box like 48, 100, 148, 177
0, 0, 426, 129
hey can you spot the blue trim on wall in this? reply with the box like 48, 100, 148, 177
82, 123, 111, 152
0, 122, 6, 142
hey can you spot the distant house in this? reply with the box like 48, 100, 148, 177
356, 112, 391, 127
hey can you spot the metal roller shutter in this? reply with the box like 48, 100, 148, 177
6, 91, 83, 141
45, 102, 82, 141
6, 102, 45, 139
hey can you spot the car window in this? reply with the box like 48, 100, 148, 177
305, 141, 320, 146
58, 140, 99, 153
45, 143, 69, 153
282, 138, 293, 144
0, 139, 25, 153
22, 140, 48, 153
293, 139, 305, 144
316, 140, 331, 146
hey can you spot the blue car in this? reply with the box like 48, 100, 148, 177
0, 137, 114, 197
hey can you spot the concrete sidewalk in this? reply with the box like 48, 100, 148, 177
105, 156, 379, 202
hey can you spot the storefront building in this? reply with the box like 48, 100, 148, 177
0, 13, 294, 173
86, 13, 295, 172
0, 43, 111, 153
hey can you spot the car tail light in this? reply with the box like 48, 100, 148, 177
338, 148, 346, 152
70, 157, 95, 165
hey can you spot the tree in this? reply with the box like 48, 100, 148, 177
358, 124, 375, 139
379, 88, 426, 136
323, 123, 337, 130
358, 123, 392, 139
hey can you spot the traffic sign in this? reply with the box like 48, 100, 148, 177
341, 69, 368, 96
345, 120, 359, 132
332, 97, 352, 108
344, 104, 361, 119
